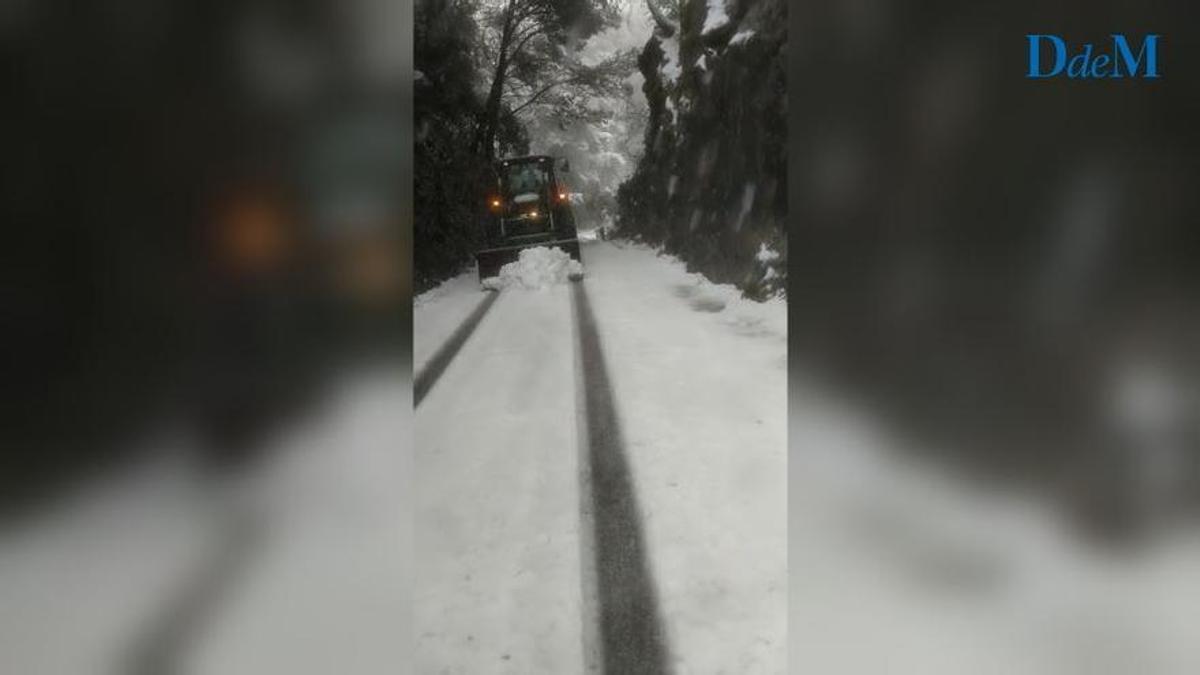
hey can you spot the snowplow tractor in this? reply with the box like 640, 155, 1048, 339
476, 155, 582, 282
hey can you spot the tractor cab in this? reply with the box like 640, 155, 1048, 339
476, 155, 581, 280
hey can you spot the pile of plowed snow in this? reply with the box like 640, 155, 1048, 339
482, 246, 583, 291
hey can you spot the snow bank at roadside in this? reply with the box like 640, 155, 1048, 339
481, 246, 583, 291
628, 241, 787, 336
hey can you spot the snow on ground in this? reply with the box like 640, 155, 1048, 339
413, 239, 786, 672
415, 284, 586, 673
415, 269, 489, 373
181, 366, 412, 674
581, 240, 787, 672
0, 365, 412, 675
0, 446, 224, 675
789, 380, 1200, 675
481, 246, 583, 291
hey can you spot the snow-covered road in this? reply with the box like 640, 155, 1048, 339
0, 238, 786, 674
414, 239, 787, 673
415, 283, 589, 673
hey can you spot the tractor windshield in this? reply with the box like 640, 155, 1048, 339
500, 161, 551, 202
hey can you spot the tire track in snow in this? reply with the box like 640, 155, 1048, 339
414, 290, 501, 407
124, 513, 262, 675
571, 281, 671, 674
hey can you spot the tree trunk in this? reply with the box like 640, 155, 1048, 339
479, 54, 508, 159
475, 2, 517, 160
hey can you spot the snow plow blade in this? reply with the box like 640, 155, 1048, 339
475, 239, 582, 281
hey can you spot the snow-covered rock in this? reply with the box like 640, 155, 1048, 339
729, 29, 756, 47
617, 0, 787, 299
756, 242, 781, 264
702, 0, 731, 36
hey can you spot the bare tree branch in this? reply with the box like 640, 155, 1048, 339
509, 76, 578, 116
509, 24, 545, 60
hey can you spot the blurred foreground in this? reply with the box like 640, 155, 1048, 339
1, 367, 412, 674
791, 381, 1200, 674
790, 1, 1200, 672
4, 1, 412, 672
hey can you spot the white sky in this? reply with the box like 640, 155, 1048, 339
580, 1, 654, 66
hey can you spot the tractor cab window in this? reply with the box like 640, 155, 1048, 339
502, 162, 549, 198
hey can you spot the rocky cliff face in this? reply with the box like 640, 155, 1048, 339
617, 0, 786, 299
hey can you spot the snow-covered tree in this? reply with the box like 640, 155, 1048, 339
472, 0, 626, 158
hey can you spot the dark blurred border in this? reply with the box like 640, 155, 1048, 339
3, 0, 414, 514
788, 0, 1200, 534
